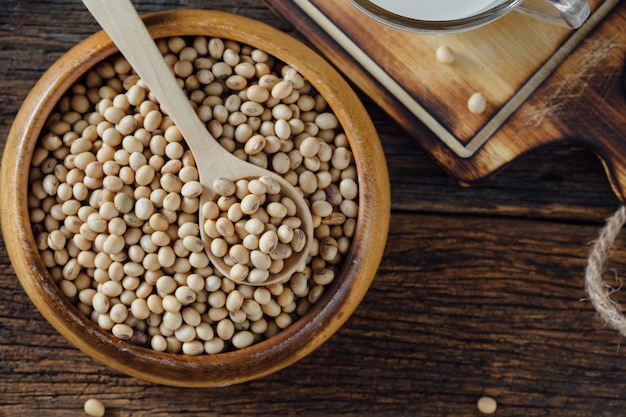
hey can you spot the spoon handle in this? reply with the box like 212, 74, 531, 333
81, 0, 223, 165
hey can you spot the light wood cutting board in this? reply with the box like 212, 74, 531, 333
264, 0, 626, 202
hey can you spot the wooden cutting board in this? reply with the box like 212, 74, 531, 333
264, 0, 626, 203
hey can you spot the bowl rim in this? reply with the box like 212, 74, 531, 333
0, 9, 390, 387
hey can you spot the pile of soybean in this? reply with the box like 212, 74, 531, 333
28, 36, 359, 355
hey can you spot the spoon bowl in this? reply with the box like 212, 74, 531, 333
82, 0, 313, 285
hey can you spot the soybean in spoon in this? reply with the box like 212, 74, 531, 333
81, 0, 313, 285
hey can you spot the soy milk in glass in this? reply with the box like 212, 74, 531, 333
352, 0, 590, 33
368, 0, 508, 21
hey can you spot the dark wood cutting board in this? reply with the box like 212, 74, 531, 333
264, 0, 626, 203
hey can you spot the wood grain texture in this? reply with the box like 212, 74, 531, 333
264, 0, 626, 203
1, 0, 626, 415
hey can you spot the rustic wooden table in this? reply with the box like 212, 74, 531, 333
2, 1, 626, 416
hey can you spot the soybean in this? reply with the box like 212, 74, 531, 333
84, 398, 106, 417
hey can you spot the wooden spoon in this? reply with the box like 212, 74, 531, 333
82, 0, 313, 285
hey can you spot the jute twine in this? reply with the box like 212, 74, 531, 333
585, 205, 626, 336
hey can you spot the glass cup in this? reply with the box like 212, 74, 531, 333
350, 0, 590, 34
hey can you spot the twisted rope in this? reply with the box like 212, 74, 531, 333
585, 205, 626, 336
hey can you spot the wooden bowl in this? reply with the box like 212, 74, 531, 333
0, 10, 390, 387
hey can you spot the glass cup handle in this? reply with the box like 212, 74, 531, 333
516, 0, 590, 28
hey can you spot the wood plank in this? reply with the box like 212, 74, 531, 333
2, 212, 626, 415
